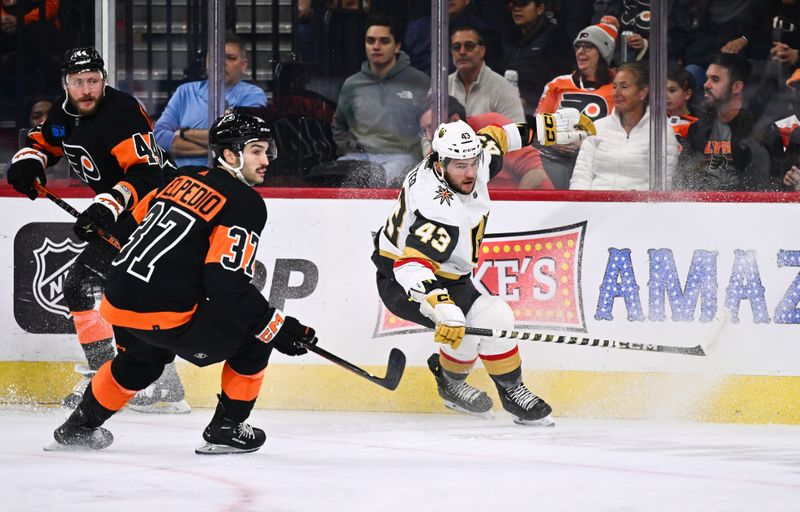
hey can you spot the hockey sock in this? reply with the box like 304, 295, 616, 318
72, 309, 115, 370
91, 361, 137, 412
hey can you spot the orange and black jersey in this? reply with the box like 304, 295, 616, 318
100, 166, 272, 337
25, 86, 167, 209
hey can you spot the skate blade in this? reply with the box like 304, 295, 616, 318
128, 399, 191, 414
195, 442, 261, 455
512, 414, 555, 427
43, 441, 106, 452
443, 401, 495, 420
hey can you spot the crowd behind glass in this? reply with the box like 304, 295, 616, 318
3, 0, 800, 192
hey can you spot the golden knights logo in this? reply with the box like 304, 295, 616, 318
373, 221, 588, 337
33, 238, 85, 318
433, 185, 455, 206
14, 223, 84, 333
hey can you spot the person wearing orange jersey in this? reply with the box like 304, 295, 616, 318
536, 22, 617, 188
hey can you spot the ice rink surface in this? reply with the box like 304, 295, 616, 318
1, 406, 798, 512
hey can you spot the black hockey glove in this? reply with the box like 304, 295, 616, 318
7, 148, 47, 200
73, 192, 124, 242
256, 310, 316, 356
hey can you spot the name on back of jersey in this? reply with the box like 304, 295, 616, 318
158, 175, 227, 221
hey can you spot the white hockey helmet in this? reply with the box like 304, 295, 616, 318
431, 120, 482, 164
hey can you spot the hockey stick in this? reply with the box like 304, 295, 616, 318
464, 326, 716, 356
35, 182, 122, 250
302, 341, 406, 390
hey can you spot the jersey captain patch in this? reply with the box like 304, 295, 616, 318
434, 185, 454, 206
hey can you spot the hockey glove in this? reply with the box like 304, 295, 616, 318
73, 192, 124, 242
256, 309, 316, 356
7, 148, 47, 200
524, 108, 597, 146
418, 289, 466, 350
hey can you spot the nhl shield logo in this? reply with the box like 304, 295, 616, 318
32, 237, 86, 318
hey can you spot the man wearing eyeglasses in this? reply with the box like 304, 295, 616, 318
6, 47, 189, 414
448, 26, 525, 123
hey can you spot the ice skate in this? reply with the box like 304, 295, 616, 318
45, 405, 114, 451
128, 362, 191, 414
195, 400, 265, 455
497, 380, 555, 427
61, 364, 96, 409
427, 354, 494, 419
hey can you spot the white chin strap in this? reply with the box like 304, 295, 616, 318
218, 151, 252, 186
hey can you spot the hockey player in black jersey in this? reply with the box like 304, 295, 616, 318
6, 47, 188, 413
48, 112, 317, 454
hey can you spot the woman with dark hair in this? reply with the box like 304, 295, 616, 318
570, 62, 678, 190
535, 21, 618, 188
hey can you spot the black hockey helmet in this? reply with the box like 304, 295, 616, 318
209, 111, 277, 161
62, 47, 107, 81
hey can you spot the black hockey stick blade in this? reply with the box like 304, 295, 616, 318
303, 342, 406, 390
464, 327, 708, 356
35, 182, 122, 250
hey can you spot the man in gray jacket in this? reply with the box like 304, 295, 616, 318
333, 15, 431, 187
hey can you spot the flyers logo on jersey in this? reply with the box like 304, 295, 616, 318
62, 142, 101, 182
560, 92, 609, 121
373, 221, 588, 337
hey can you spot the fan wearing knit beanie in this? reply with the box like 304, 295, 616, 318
573, 21, 619, 65
533, 21, 618, 189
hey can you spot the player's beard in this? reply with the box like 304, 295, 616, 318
449, 177, 475, 194
70, 89, 104, 116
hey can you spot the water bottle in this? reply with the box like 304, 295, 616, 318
504, 69, 519, 92
620, 31, 633, 63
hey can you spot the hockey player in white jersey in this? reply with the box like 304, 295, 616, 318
372, 109, 593, 426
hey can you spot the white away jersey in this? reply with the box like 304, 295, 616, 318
378, 155, 492, 279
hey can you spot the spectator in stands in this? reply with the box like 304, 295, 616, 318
333, 15, 430, 187
764, 110, 800, 190
19, 95, 54, 130
0, 0, 62, 114
551, 0, 594, 43
668, 0, 760, 94
449, 26, 525, 122
761, 70, 800, 191
418, 95, 554, 189
153, 32, 266, 167
667, 65, 698, 146
765, 0, 800, 69
536, 21, 617, 189
404, 0, 502, 75
571, 62, 677, 190
593, 1, 650, 62
675, 53, 777, 191
504, 0, 573, 112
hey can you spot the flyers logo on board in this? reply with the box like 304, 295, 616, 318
33, 237, 86, 318
374, 221, 588, 337
62, 142, 101, 182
